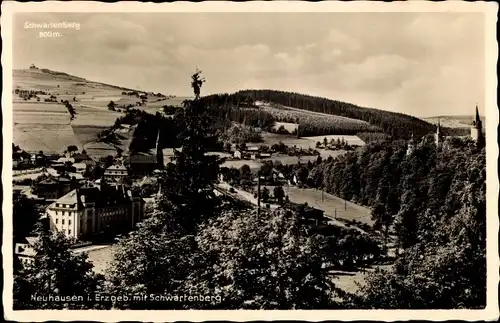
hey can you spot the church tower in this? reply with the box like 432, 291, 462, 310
434, 118, 442, 148
470, 105, 483, 141
156, 128, 164, 169
406, 132, 415, 156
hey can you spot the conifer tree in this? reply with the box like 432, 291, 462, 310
157, 70, 222, 234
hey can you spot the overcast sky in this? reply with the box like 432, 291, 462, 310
13, 12, 485, 117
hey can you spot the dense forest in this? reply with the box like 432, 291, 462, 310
103, 109, 183, 153
201, 90, 469, 139
301, 136, 486, 308
201, 93, 381, 137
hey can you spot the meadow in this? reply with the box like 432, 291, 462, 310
304, 135, 366, 146
286, 187, 374, 226
14, 124, 80, 154
272, 121, 298, 133
255, 101, 380, 136
259, 132, 363, 158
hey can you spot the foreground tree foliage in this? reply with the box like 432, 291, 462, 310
13, 191, 39, 244
105, 216, 198, 309
14, 226, 108, 309
305, 137, 486, 309
181, 209, 339, 309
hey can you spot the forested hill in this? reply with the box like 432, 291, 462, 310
236, 90, 438, 139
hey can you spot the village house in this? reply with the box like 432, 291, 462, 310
233, 150, 242, 159
45, 179, 145, 240
35, 177, 74, 200
73, 162, 88, 175
247, 146, 259, 153
73, 152, 95, 166
14, 236, 38, 267
128, 154, 159, 176
103, 164, 128, 182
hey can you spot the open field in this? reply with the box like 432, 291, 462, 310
72, 109, 122, 127
256, 101, 370, 125
14, 102, 71, 125
272, 121, 298, 133
72, 125, 109, 145
117, 97, 142, 106
260, 132, 318, 149
83, 141, 119, 159
86, 244, 117, 274
255, 101, 377, 132
286, 187, 374, 226
331, 264, 393, 295
14, 102, 67, 113
305, 135, 365, 146
149, 97, 192, 107
14, 125, 80, 154
258, 132, 355, 159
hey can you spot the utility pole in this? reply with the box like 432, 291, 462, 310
335, 208, 337, 219
321, 190, 324, 202
345, 199, 347, 211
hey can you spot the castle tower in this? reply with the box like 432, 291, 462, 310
434, 118, 442, 148
406, 132, 415, 156
470, 105, 483, 141
156, 128, 164, 169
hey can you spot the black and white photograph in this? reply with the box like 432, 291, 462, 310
2, 1, 498, 321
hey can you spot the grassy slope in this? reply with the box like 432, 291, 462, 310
13, 68, 155, 157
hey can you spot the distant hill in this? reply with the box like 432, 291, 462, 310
423, 115, 485, 129
13, 67, 140, 94
202, 90, 438, 140
12, 67, 174, 157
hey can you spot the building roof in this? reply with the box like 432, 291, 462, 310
26, 236, 40, 246
15, 243, 36, 257
38, 178, 59, 185
73, 162, 87, 169
73, 153, 92, 162
56, 157, 75, 164
247, 146, 259, 151
52, 183, 138, 210
105, 164, 128, 171
130, 154, 157, 164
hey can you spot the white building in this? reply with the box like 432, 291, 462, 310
14, 237, 38, 267
46, 180, 144, 240
73, 162, 88, 175
103, 164, 128, 182
233, 150, 242, 159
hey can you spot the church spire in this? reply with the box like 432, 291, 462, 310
471, 104, 484, 145
406, 132, 415, 156
434, 118, 441, 148
156, 128, 164, 168
475, 104, 481, 124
